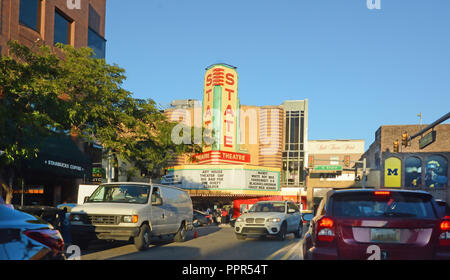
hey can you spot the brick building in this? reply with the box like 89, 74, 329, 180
0, 0, 106, 58
1, 0, 107, 206
363, 124, 450, 202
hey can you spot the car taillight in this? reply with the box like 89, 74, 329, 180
439, 219, 450, 246
24, 229, 65, 254
374, 191, 391, 196
317, 217, 335, 242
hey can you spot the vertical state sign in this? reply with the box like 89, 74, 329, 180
203, 64, 239, 152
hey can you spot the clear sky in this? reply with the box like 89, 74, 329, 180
105, 0, 450, 149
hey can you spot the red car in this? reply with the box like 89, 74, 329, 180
303, 189, 450, 260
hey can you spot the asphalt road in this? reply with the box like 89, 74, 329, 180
79, 224, 305, 260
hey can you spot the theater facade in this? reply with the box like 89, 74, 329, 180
163, 64, 309, 210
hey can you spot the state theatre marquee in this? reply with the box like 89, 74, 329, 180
161, 165, 280, 192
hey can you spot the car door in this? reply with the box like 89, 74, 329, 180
150, 186, 167, 235
287, 202, 301, 232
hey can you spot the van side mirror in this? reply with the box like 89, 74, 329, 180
152, 197, 163, 206
242, 209, 248, 214
84, 196, 90, 203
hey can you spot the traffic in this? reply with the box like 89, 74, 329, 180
2, 182, 450, 260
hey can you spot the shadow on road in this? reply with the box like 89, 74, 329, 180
80, 224, 223, 256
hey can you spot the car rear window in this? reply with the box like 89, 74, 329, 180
331, 192, 436, 219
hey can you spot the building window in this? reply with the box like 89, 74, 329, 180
425, 155, 448, 189
405, 156, 422, 188
54, 10, 71, 45
282, 110, 306, 186
19, 0, 39, 31
88, 28, 106, 59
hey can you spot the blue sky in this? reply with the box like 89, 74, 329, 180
105, 0, 450, 149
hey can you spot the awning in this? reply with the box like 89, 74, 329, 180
23, 134, 92, 179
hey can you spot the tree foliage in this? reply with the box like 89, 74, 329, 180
0, 41, 195, 203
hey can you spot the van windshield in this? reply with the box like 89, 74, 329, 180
87, 185, 150, 204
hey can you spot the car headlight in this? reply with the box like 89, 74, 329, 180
267, 218, 281, 223
70, 214, 81, 221
123, 215, 138, 223
237, 217, 244, 222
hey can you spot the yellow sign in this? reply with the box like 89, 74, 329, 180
203, 64, 239, 153
385, 157, 402, 188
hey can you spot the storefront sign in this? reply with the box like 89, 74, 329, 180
419, 131, 436, 149
192, 150, 251, 164
201, 64, 248, 161
314, 165, 343, 171
309, 140, 365, 155
161, 165, 280, 192
45, 160, 84, 172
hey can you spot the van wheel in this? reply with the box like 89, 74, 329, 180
134, 224, 151, 251
174, 223, 187, 242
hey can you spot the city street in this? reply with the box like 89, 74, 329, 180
79, 225, 304, 260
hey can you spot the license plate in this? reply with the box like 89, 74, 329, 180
370, 228, 400, 243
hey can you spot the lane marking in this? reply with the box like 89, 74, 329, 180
265, 239, 295, 260
281, 239, 303, 260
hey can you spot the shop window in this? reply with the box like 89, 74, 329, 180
19, 0, 39, 31
425, 155, 448, 189
405, 156, 422, 188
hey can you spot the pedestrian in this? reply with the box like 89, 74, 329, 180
221, 208, 228, 224
58, 207, 72, 246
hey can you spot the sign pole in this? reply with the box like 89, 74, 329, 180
362, 158, 367, 189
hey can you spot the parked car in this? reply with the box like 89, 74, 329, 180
234, 200, 303, 241
70, 183, 193, 251
193, 210, 210, 227
0, 204, 65, 260
303, 189, 450, 260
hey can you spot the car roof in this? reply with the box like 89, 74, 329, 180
331, 188, 431, 195
255, 200, 288, 204
99, 182, 189, 193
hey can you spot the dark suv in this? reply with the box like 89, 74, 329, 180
303, 189, 450, 260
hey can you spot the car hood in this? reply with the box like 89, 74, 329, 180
71, 203, 145, 215
240, 212, 285, 220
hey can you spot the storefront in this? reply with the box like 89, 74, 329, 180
382, 152, 449, 201
364, 124, 450, 203
14, 134, 92, 206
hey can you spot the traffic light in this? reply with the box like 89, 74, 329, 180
402, 132, 409, 147
308, 156, 314, 168
344, 155, 350, 167
393, 140, 399, 153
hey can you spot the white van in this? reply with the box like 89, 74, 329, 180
70, 182, 193, 251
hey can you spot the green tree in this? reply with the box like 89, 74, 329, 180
0, 41, 195, 204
